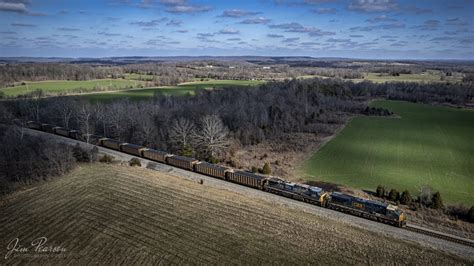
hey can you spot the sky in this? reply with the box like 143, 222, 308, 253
0, 0, 473, 59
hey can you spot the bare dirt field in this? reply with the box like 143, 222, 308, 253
0, 164, 471, 264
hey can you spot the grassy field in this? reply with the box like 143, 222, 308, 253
360, 72, 463, 83
0, 164, 466, 264
294, 71, 463, 83
83, 79, 265, 101
303, 100, 474, 205
1, 79, 145, 97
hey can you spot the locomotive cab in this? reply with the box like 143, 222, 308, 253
387, 204, 406, 227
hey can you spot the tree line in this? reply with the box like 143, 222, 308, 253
376, 185, 474, 223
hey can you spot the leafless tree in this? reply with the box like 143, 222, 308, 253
92, 103, 107, 136
194, 115, 229, 158
169, 117, 195, 148
418, 185, 433, 206
53, 98, 75, 128
27, 90, 43, 121
77, 103, 94, 144
106, 102, 125, 140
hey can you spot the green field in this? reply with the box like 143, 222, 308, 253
361, 72, 463, 83
83, 79, 265, 101
1, 79, 145, 97
303, 100, 474, 205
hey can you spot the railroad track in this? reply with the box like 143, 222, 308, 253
405, 224, 474, 247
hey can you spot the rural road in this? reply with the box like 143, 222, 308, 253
16, 126, 474, 260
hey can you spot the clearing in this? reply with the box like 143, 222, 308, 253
0, 79, 145, 97
360, 71, 463, 83
82, 79, 264, 101
302, 100, 474, 205
0, 163, 469, 264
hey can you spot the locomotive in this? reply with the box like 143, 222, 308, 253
25, 120, 407, 227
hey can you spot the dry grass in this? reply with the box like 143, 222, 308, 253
0, 164, 469, 264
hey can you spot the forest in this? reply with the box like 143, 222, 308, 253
1, 77, 472, 165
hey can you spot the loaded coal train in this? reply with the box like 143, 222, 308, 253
25, 121, 407, 227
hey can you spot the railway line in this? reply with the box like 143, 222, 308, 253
405, 224, 474, 247
10, 121, 474, 254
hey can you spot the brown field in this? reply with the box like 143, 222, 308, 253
0, 164, 469, 264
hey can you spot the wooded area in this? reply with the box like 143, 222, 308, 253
1, 77, 471, 164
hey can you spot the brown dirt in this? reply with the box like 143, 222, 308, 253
0, 164, 471, 264
227, 121, 348, 182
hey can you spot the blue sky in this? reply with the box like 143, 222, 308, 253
0, 0, 473, 59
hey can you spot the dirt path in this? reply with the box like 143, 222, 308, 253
17, 127, 474, 260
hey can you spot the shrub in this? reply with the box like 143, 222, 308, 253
400, 190, 412, 205
72, 144, 98, 163
376, 185, 385, 198
208, 156, 219, 164
262, 163, 271, 175
446, 204, 469, 221
129, 158, 141, 167
388, 189, 399, 202
181, 145, 194, 157
431, 192, 443, 209
99, 154, 114, 163
251, 166, 258, 173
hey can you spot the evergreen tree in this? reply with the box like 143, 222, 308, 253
400, 190, 412, 205
262, 163, 271, 175
431, 192, 444, 209
251, 166, 258, 173
388, 189, 399, 202
376, 185, 385, 198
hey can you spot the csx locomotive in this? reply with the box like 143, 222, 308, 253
26, 121, 407, 227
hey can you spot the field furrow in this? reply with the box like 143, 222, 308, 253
1, 164, 470, 264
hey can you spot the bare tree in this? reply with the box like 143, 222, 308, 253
194, 115, 229, 158
93, 103, 107, 136
169, 118, 195, 148
77, 103, 94, 144
418, 185, 433, 206
26, 90, 43, 122
54, 98, 75, 128
106, 102, 124, 140
139, 116, 156, 146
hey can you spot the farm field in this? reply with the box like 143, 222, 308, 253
303, 100, 474, 205
0, 164, 467, 264
83, 79, 265, 101
295, 71, 463, 83
0, 79, 145, 97
360, 72, 463, 83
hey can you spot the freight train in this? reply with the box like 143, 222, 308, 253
25, 120, 407, 227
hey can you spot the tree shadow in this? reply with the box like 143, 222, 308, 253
304, 180, 343, 192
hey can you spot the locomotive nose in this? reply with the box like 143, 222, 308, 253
400, 212, 406, 222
